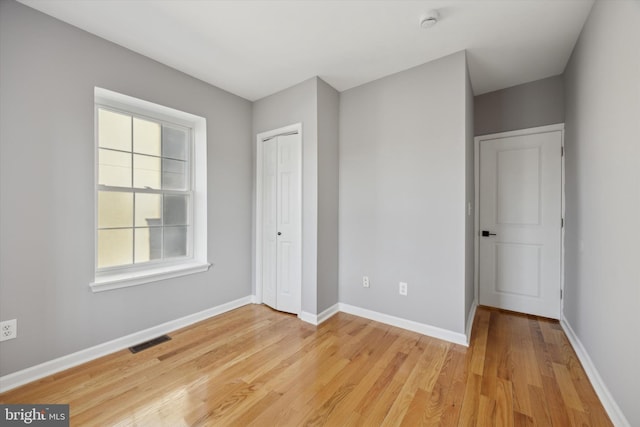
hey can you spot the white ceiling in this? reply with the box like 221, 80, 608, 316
18, 0, 594, 101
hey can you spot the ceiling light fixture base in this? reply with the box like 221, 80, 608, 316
420, 10, 440, 29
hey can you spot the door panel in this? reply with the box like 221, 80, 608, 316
274, 134, 301, 314
262, 138, 277, 309
479, 130, 561, 319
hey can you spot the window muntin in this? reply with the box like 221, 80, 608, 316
96, 106, 192, 270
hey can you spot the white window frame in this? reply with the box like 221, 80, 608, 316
90, 87, 209, 292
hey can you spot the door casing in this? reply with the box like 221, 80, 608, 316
474, 123, 565, 318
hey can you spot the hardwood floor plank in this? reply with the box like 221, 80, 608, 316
477, 394, 496, 426
437, 343, 470, 426
552, 362, 585, 412
541, 374, 573, 427
527, 385, 552, 427
0, 305, 613, 426
480, 311, 500, 399
457, 373, 482, 426
469, 309, 490, 376
495, 378, 514, 427
529, 319, 555, 379
513, 411, 535, 427
398, 387, 430, 427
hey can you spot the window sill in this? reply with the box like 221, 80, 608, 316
90, 261, 211, 292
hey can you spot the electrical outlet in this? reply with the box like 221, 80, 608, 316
0, 319, 17, 341
362, 276, 370, 288
399, 282, 408, 296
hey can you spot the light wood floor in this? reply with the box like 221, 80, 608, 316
0, 305, 612, 426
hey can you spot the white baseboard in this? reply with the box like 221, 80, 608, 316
338, 303, 468, 346
298, 311, 316, 325
561, 315, 630, 427
0, 295, 253, 393
299, 303, 340, 326
318, 304, 340, 324
465, 300, 478, 346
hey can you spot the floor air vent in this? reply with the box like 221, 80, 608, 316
129, 335, 171, 353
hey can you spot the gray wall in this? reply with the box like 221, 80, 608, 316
316, 79, 340, 313
474, 75, 565, 136
339, 51, 469, 333
563, 1, 640, 425
0, 1, 253, 376
252, 77, 320, 315
464, 57, 475, 328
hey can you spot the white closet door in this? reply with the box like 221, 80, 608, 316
261, 132, 301, 314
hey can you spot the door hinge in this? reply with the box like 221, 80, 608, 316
561, 289, 563, 299
561, 146, 564, 156
561, 218, 564, 228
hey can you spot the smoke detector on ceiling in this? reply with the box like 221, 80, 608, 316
420, 10, 440, 29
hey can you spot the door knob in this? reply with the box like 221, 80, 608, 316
481, 230, 497, 237
277, 232, 282, 236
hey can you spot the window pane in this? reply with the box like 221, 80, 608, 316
133, 117, 161, 156
163, 125, 188, 160
98, 191, 133, 228
162, 159, 187, 190
133, 154, 161, 189
163, 194, 188, 226
97, 228, 133, 268
135, 193, 162, 227
98, 109, 131, 151
134, 227, 162, 263
99, 149, 131, 187
164, 226, 187, 258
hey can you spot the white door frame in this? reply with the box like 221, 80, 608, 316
474, 123, 565, 316
254, 123, 303, 312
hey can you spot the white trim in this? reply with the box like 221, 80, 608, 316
254, 123, 303, 313
474, 123, 565, 318
560, 130, 566, 314
299, 303, 340, 326
298, 311, 317, 325
318, 304, 340, 324
465, 300, 478, 345
94, 87, 203, 127
560, 316, 631, 427
338, 303, 469, 346
0, 296, 252, 393
475, 123, 565, 141
90, 261, 211, 292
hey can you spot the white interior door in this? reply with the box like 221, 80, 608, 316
261, 131, 301, 314
479, 128, 562, 319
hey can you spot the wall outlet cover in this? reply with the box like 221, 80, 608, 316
0, 319, 17, 341
399, 282, 408, 296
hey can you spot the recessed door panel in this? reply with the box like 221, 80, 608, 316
497, 147, 541, 225
495, 243, 541, 297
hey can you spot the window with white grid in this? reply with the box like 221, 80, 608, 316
92, 88, 208, 292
